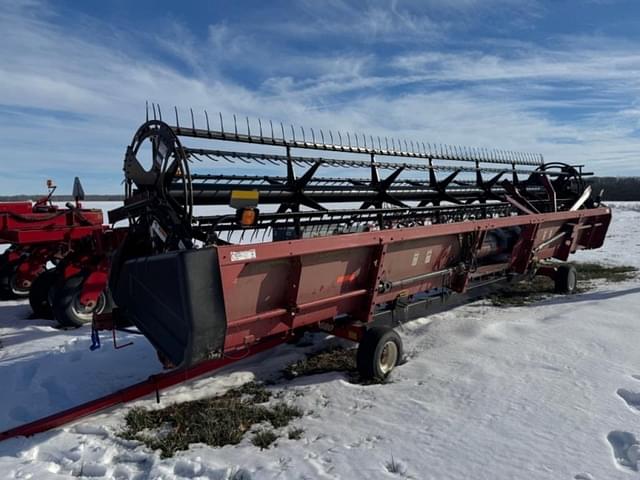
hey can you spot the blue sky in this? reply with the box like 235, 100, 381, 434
1, 0, 640, 195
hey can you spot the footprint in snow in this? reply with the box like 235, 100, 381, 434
574, 474, 594, 480
617, 389, 640, 412
607, 430, 640, 472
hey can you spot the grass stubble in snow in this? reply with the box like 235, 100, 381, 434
119, 382, 303, 457
489, 261, 637, 306
121, 346, 391, 458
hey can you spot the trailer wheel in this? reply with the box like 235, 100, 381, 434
28, 269, 58, 319
357, 326, 403, 380
555, 264, 577, 294
51, 273, 108, 327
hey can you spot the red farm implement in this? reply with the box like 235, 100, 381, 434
0, 179, 125, 327
105, 107, 611, 375
0, 105, 611, 441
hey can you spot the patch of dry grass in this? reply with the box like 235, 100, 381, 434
489, 262, 637, 306
283, 347, 357, 379
119, 382, 302, 457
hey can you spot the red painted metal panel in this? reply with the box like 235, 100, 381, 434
0, 201, 33, 215
382, 235, 460, 283
216, 206, 612, 351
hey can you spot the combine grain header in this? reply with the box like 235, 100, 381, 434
106, 106, 611, 375
0, 105, 612, 442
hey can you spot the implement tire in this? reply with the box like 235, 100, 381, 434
357, 326, 403, 381
51, 273, 109, 328
29, 269, 58, 319
554, 264, 577, 294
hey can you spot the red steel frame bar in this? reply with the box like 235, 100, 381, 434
217, 207, 611, 266
0, 335, 286, 442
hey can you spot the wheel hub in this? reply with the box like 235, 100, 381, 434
379, 341, 398, 374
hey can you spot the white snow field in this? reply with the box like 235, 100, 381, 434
1, 202, 640, 479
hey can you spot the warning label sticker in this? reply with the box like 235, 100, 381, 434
230, 249, 257, 262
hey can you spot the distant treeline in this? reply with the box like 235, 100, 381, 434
587, 177, 640, 201
0, 177, 639, 202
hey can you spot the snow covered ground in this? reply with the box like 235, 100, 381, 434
1, 202, 640, 479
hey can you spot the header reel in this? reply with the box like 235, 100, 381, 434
111, 105, 596, 251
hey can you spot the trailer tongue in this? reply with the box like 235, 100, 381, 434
107, 108, 611, 375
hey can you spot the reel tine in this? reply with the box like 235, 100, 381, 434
378, 136, 382, 150
347, 132, 351, 148
246, 116, 251, 140
152, 102, 157, 121
158, 104, 163, 121
258, 118, 263, 138
301, 126, 306, 143
270, 120, 275, 142
320, 129, 325, 144
204, 110, 210, 135
280, 122, 286, 142
291, 124, 296, 143
233, 114, 238, 138
219, 112, 225, 137
190, 108, 195, 133
338, 131, 343, 147
385, 137, 389, 151
311, 127, 315, 144
174, 106, 180, 129
146, 100, 149, 122
329, 130, 334, 145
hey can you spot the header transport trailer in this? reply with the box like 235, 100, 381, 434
104, 107, 611, 380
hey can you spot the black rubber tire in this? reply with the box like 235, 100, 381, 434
51, 273, 110, 328
357, 326, 403, 380
555, 264, 578, 294
0, 260, 30, 300
28, 269, 58, 319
